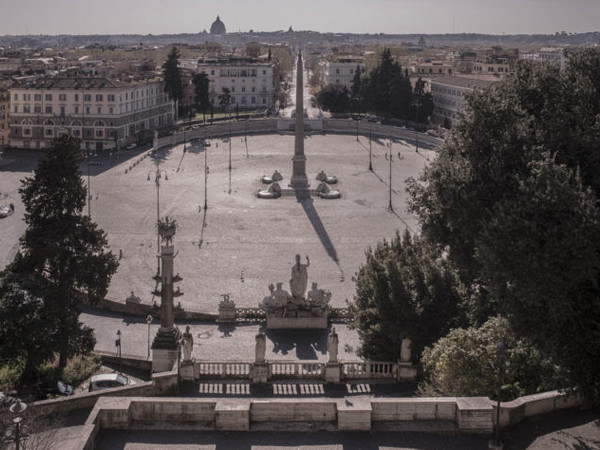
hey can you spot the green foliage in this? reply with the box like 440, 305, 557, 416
408, 49, 600, 404
315, 84, 352, 113
349, 230, 466, 361
0, 360, 24, 393
218, 87, 232, 111
420, 317, 564, 400
193, 72, 210, 113
162, 46, 184, 103
61, 353, 102, 387
11, 135, 118, 367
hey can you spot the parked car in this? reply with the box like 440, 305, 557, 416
89, 373, 135, 391
125, 143, 137, 150
0, 204, 14, 218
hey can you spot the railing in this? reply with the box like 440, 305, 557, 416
235, 307, 266, 322
269, 361, 324, 379
329, 307, 354, 323
194, 361, 251, 379
342, 361, 397, 380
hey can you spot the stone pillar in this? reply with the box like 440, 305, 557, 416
217, 295, 236, 323
152, 218, 182, 373
250, 331, 269, 384
289, 51, 309, 191
325, 327, 341, 383
397, 337, 417, 382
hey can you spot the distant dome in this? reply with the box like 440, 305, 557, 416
210, 15, 226, 35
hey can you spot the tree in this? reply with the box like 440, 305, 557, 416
349, 230, 466, 361
315, 84, 352, 113
162, 46, 184, 112
218, 87, 231, 114
407, 50, 600, 404
350, 65, 363, 112
11, 135, 118, 367
412, 77, 434, 124
420, 316, 564, 400
192, 72, 210, 120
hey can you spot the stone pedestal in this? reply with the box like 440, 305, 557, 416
180, 358, 196, 382
217, 298, 236, 323
337, 397, 372, 430
325, 362, 341, 383
250, 362, 269, 384
397, 362, 418, 382
152, 326, 181, 373
267, 314, 328, 330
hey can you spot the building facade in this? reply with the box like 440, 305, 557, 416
325, 57, 365, 89
0, 88, 9, 148
197, 58, 274, 110
8, 77, 174, 151
430, 75, 498, 126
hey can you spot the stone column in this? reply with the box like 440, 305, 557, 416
152, 218, 182, 373
289, 51, 309, 191
397, 337, 417, 382
325, 327, 341, 383
250, 331, 269, 384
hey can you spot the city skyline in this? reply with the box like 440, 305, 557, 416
1, 0, 598, 37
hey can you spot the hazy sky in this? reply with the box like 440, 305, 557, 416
2, 0, 598, 36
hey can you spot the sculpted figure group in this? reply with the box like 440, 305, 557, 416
260, 254, 331, 318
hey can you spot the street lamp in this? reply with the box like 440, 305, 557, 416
115, 329, 122, 374
491, 340, 509, 449
386, 141, 393, 211
413, 97, 422, 153
368, 121, 373, 171
147, 167, 168, 253
228, 118, 232, 195
6, 400, 27, 450
146, 314, 153, 360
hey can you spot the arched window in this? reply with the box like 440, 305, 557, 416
44, 119, 55, 126
70, 120, 82, 127
94, 120, 105, 127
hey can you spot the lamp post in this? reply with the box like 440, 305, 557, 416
386, 141, 393, 211
369, 121, 373, 171
146, 314, 153, 360
204, 128, 209, 211
86, 150, 92, 218
491, 340, 508, 449
356, 115, 359, 141
413, 97, 422, 153
228, 117, 232, 195
115, 329, 122, 373
147, 167, 168, 253
7, 400, 27, 450
244, 119, 248, 158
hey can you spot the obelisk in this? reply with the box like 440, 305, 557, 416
289, 51, 309, 190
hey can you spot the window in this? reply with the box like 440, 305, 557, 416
96, 129, 103, 137
262, 70, 266, 75
251, 97, 256, 104
24, 128, 31, 135
97, 107, 102, 114
59, 94, 66, 101
45, 94, 52, 101
262, 98, 266, 104
74, 106, 79, 114
251, 87, 255, 92
84, 94, 92, 102
231, 87, 235, 93
46, 129, 53, 136
96, 94, 103, 102
125, 93, 128, 100
74, 94, 79, 101
85, 106, 90, 114
107, 94, 115, 102
109, 107, 114, 114
34, 105, 42, 113
73, 129, 81, 136
336, 69, 340, 74
13, 93, 18, 101
23, 93, 30, 101
23, 105, 30, 113
60, 106, 65, 116
241, 87, 245, 93
34, 94, 42, 101
45, 106, 52, 114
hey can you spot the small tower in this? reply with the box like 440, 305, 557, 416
151, 216, 183, 372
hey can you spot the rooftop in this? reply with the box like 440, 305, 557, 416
12, 76, 161, 90
431, 75, 500, 89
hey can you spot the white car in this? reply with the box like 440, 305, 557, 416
89, 373, 135, 391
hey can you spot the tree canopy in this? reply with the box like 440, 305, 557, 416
407, 49, 600, 404
192, 72, 210, 114
7, 135, 118, 367
162, 46, 184, 104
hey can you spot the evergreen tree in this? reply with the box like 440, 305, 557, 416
407, 50, 600, 404
349, 230, 465, 361
162, 46, 184, 106
315, 84, 352, 113
11, 135, 118, 367
193, 72, 210, 118
350, 65, 363, 112
218, 87, 232, 113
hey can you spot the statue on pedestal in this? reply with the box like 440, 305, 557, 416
290, 254, 309, 299
255, 331, 266, 363
328, 327, 339, 363
181, 325, 194, 361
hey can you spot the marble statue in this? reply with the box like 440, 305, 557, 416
255, 331, 267, 363
181, 325, 194, 361
290, 254, 310, 299
401, 338, 412, 362
257, 182, 282, 198
328, 327, 339, 363
306, 282, 332, 314
316, 182, 341, 199
316, 170, 338, 184
158, 216, 177, 246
